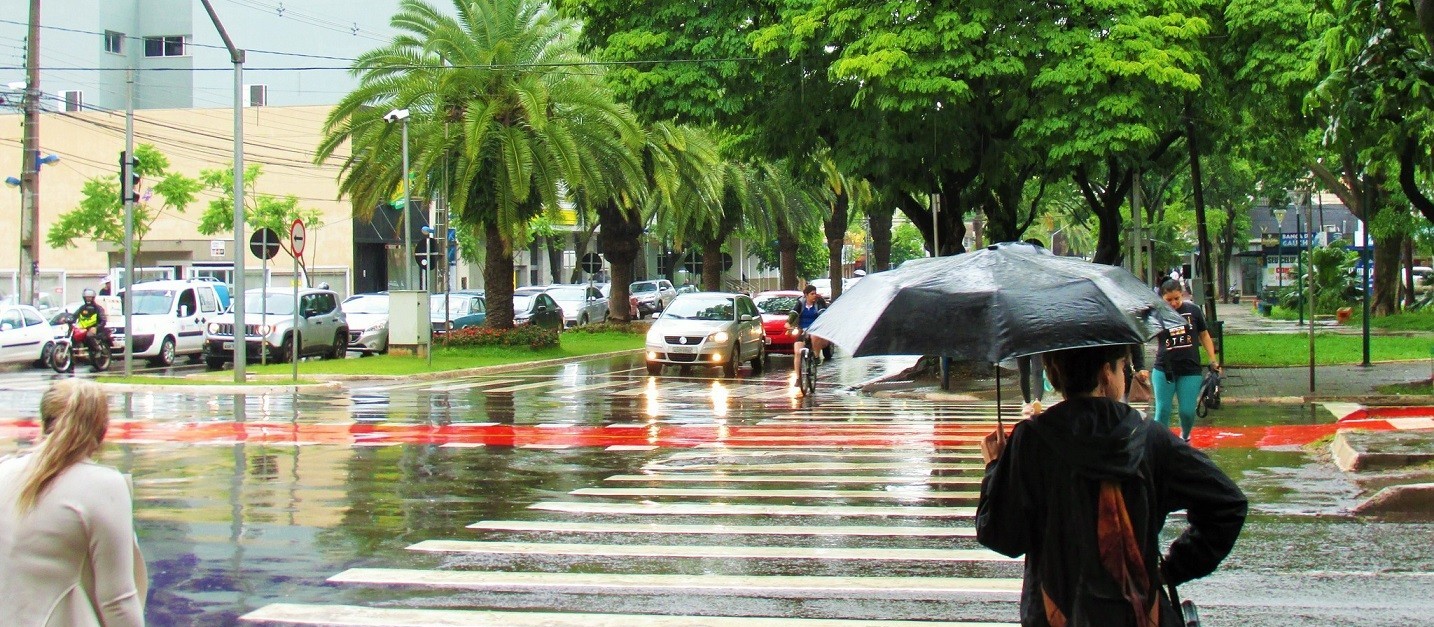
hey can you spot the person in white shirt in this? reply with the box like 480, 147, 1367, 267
1, 379, 147, 626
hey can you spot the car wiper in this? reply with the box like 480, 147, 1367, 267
663, 313, 684, 319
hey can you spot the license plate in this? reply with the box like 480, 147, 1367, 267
668, 345, 696, 354
222, 342, 234, 350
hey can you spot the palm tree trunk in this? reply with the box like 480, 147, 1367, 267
777, 221, 799, 290
701, 239, 722, 291
547, 234, 564, 284
826, 190, 849, 300
598, 202, 642, 322
483, 222, 515, 329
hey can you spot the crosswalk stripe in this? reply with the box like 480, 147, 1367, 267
530, 501, 975, 517
561, 379, 640, 394
428, 378, 524, 392
408, 540, 1014, 562
694, 443, 981, 449
485, 379, 568, 393
570, 487, 977, 500
604, 474, 983, 485
243, 602, 1019, 626
326, 569, 1022, 599
465, 520, 977, 537
644, 462, 983, 472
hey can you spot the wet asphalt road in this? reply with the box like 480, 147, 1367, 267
0, 354, 1430, 626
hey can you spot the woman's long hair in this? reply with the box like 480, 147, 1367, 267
18, 379, 110, 512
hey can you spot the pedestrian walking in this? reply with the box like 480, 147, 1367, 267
977, 344, 1247, 627
0, 379, 147, 627
1139, 280, 1220, 441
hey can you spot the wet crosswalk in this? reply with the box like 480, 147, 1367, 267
240, 380, 1024, 626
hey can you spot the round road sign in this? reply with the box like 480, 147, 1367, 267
250, 228, 281, 260
581, 252, 603, 274
290, 219, 306, 256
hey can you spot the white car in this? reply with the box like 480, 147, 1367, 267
644, 292, 765, 377
110, 280, 225, 366
341, 293, 389, 354
630, 279, 677, 317
0, 304, 61, 368
544, 284, 608, 327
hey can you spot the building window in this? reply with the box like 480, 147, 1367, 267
60, 90, 83, 112
245, 84, 267, 107
143, 35, 187, 58
104, 31, 123, 54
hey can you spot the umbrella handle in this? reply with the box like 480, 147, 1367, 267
995, 365, 1004, 431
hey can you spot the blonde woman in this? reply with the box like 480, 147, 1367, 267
1, 379, 146, 626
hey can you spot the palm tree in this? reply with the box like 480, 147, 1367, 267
317, 0, 639, 328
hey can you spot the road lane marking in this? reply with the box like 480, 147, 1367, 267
466, 520, 976, 537
485, 379, 569, 393
326, 569, 1021, 598
428, 378, 525, 392
606, 445, 659, 451
661, 450, 982, 460
644, 462, 983, 472
603, 474, 983, 485
529, 501, 975, 517
570, 487, 977, 500
408, 540, 1015, 562
243, 602, 1019, 625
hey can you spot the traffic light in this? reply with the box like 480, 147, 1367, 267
118, 151, 140, 204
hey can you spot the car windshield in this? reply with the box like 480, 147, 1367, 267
547, 287, 586, 302
662, 296, 736, 321
430, 295, 471, 317
244, 292, 295, 315
631, 282, 657, 293
342, 297, 388, 315
127, 290, 175, 315
512, 295, 532, 310
756, 296, 799, 314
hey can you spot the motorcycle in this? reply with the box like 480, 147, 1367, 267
49, 313, 112, 373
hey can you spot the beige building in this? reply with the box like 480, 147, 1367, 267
0, 105, 448, 305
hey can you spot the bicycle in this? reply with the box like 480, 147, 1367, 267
795, 344, 818, 397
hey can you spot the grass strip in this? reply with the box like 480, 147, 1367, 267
1224, 333, 1434, 367
243, 331, 643, 376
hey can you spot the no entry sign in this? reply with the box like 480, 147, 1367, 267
290, 219, 306, 257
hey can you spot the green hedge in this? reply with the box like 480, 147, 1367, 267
444, 325, 559, 350
564, 321, 649, 335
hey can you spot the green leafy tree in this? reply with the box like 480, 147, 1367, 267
318, 0, 641, 328
887, 222, 926, 269
47, 144, 201, 259
196, 164, 323, 282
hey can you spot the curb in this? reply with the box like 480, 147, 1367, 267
97, 381, 347, 395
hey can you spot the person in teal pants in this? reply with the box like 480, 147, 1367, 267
1137, 280, 1221, 441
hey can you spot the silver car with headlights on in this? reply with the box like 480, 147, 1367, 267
644, 292, 765, 377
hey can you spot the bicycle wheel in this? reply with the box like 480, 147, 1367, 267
801, 348, 817, 397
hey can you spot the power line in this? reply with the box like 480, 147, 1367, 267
0, 18, 360, 62
0, 55, 760, 73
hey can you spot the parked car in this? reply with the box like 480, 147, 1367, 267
431, 290, 487, 335
753, 290, 803, 356
644, 292, 765, 377
204, 287, 348, 368
513, 287, 564, 329
0, 304, 61, 368
110, 280, 225, 366
341, 293, 389, 355
545, 284, 607, 327
630, 279, 677, 317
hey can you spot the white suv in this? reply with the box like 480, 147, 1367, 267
109, 280, 225, 366
204, 287, 348, 368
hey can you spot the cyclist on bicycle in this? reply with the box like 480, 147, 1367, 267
788, 285, 830, 363
72, 288, 110, 363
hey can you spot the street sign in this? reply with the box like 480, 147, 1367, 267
290, 219, 307, 256
414, 238, 444, 267
683, 256, 702, 275
721, 252, 733, 271
581, 252, 603, 274
249, 228, 280, 260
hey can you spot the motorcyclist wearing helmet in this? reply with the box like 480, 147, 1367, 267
73, 288, 109, 362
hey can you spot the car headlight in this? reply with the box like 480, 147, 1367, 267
207, 322, 220, 334
710, 331, 730, 343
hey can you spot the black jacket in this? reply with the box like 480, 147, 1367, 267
976, 397, 1247, 626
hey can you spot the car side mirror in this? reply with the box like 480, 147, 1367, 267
179, 306, 191, 318
739, 314, 753, 322
651, 312, 661, 319
0, 323, 11, 331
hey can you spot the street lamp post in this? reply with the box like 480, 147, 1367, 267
385, 109, 413, 290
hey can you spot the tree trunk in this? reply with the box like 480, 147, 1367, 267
1372, 232, 1401, 316
1217, 207, 1237, 303
598, 202, 643, 322
777, 221, 799, 289
701, 239, 722, 291
1075, 164, 1134, 266
825, 189, 849, 300
546, 234, 564, 285
483, 222, 515, 329
868, 204, 893, 271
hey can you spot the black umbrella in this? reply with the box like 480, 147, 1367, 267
808, 242, 1187, 425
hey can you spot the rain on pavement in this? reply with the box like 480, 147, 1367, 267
0, 356, 1429, 626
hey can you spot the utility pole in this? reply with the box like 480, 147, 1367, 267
1185, 98, 1219, 331
199, 0, 248, 382
19, 0, 41, 305
123, 69, 135, 376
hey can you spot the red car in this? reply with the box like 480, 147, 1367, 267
754, 290, 804, 355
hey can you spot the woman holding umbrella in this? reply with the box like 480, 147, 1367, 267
977, 344, 1246, 627
1139, 280, 1221, 441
